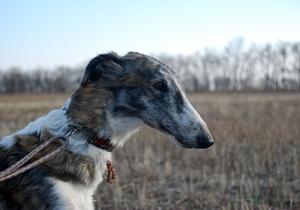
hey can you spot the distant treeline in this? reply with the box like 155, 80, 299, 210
1, 38, 300, 93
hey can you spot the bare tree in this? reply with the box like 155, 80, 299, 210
1, 39, 300, 93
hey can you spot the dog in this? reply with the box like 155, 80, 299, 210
0, 52, 214, 210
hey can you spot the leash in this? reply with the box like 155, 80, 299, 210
0, 129, 116, 184
0, 130, 74, 183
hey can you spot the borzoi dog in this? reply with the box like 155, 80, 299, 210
0, 52, 214, 210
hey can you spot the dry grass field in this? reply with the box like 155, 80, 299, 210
0, 92, 299, 210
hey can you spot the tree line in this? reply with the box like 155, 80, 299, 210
1, 38, 300, 93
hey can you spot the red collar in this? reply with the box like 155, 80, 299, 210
88, 136, 114, 152
67, 125, 115, 151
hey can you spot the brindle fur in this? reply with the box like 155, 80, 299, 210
16, 129, 96, 185
0, 134, 59, 210
68, 87, 113, 132
0, 129, 98, 210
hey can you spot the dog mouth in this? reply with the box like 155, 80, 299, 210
157, 124, 205, 149
157, 124, 214, 149
175, 137, 214, 149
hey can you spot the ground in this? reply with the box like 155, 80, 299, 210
0, 92, 299, 210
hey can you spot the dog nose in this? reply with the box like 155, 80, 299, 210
196, 133, 214, 148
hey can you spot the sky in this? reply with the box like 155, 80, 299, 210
0, 0, 300, 69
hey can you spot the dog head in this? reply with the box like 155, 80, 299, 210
79, 52, 214, 149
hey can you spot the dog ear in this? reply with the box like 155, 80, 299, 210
81, 52, 126, 88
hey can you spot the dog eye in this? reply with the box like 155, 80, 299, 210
152, 81, 168, 92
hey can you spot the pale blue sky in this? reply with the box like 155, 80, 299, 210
0, 0, 299, 69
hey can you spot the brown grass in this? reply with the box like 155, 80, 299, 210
0, 92, 299, 210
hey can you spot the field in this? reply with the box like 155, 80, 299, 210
0, 92, 299, 210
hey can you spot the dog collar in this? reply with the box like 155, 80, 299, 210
88, 136, 114, 152
67, 124, 115, 152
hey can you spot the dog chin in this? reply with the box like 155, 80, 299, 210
156, 128, 205, 149
173, 138, 198, 149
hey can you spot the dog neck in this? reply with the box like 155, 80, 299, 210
67, 123, 114, 152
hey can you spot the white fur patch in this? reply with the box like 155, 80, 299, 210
0, 108, 69, 150
52, 179, 97, 210
107, 113, 144, 147
52, 149, 111, 210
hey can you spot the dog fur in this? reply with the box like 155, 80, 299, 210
0, 52, 214, 210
